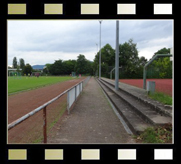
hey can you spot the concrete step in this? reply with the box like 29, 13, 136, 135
100, 79, 172, 127
101, 78, 172, 117
97, 79, 151, 135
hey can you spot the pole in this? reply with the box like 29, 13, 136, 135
43, 106, 47, 143
115, 20, 119, 91
99, 21, 102, 80
96, 43, 98, 77
143, 67, 147, 89
143, 54, 172, 89
67, 91, 70, 114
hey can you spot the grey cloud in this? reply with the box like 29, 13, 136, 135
8, 20, 173, 65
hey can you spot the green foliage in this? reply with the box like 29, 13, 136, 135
47, 55, 92, 76
22, 63, 33, 75
19, 58, 25, 69
43, 63, 52, 75
75, 54, 87, 74
139, 127, 164, 143
119, 39, 143, 78
148, 92, 172, 105
93, 44, 115, 77
140, 127, 159, 143
93, 41, 172, 79
147, 48, 172, 79
93, 39, 147, 78
135, 123, 172, 143
12, 57, 18, 68
63, 60, 76, 75
49, 60, 64, 75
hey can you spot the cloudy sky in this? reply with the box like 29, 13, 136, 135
8, 19, 173, 66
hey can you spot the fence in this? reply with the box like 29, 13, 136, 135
8, 76, 91, 143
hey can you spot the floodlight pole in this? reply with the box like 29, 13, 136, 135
96, 43, 98, 76
115, 20, 119, 91
99, 21, 102, 80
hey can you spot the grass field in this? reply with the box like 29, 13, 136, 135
8, 76, 74, 95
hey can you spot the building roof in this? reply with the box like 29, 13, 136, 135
8, 68, 22, 71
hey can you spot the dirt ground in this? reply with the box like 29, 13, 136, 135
8, 77, 86, 143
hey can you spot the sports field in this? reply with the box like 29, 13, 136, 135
8, 76, 74, 94
119, 79, 172, 96
8, 76, 86, 143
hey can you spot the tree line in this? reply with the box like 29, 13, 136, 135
11, 57, 33, 75
93, 39, 172, 79
10, 39, 172, 78
44, 54, 93, 76
10, 55, 94, 76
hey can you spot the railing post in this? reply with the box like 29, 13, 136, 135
67, 91, 70, 114
143, 67, 147, 89
75, 85, 77, 101
43, 106, 47, 143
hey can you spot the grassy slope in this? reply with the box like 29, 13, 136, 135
148, 92, 172, 105
8, 76, 74, 94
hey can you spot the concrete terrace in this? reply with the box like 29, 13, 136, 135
48, 77, 135, 144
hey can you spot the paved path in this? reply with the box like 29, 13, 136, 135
48, 77, 135, 144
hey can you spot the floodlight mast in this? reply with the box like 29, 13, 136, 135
95, 43, 98, 76
99, 20, 102, 80
115, 20, 119, 91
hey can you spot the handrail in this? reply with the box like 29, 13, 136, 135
8, 77, 88, 130
143, 54, 172, 89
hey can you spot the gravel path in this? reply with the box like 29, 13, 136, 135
48, 77, 135, 144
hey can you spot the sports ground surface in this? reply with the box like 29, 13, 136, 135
8, 76, 86, 143
8, 76, 73, 94
120, 79, 172, 96
8, 76, 172, 143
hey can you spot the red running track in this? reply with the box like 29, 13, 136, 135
119, 79, 173, 96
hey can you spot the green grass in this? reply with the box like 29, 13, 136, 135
48, 103, 67, 130
32, 102, 67, 143
8, 76, 74, 95
133, 123, 172, 143
148, 92, 172, 105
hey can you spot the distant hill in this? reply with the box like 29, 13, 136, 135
32, 65, 45, 70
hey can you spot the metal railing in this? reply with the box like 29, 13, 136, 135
8, 76, 91, 143
143, 54, 172, 89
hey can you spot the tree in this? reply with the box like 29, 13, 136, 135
136, 56, 147, 78
75, 54, 87, 74
49, 60, 64, 75
101, 44, 115, 66
19, 58, 25, 69
43, 63, 51, 74
139, 56, 147, 66
62, 60, 77, 75
149, 48, 172, 78
119, 39, 140, 78
22, 63, 33, 75
12, 57, 18, 68
93, 44, 115, 77
154, 47, 170, 55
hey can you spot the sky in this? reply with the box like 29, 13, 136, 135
8, 20, 173, 66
